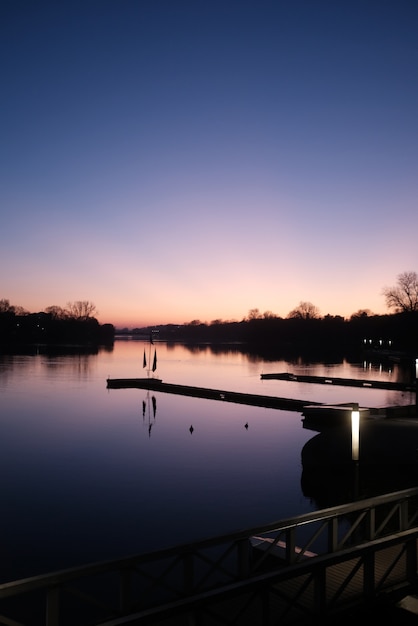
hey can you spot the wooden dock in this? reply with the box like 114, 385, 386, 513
106, 378, 322, 412
260, 371, 415, 391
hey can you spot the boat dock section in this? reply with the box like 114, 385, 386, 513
106, 378, 321, 412
261, 371, 415, 391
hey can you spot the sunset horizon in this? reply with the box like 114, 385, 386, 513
2, 2, 417, 330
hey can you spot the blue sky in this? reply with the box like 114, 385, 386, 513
2, 0, 417, 327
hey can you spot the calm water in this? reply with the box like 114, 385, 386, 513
0, 340, 415, 582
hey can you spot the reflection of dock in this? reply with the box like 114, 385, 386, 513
106, 378, 320, 412
260, 372, 415, 391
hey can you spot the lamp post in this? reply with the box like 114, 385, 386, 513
416, 358, 418, 416
351, 403, 360, 462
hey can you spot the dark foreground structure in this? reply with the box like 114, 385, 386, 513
1, 488, 418, 624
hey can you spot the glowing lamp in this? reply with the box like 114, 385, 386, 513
416, 359, 418, 416
351, 404, 360, 462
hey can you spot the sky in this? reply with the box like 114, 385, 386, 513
2, 1, 417, 328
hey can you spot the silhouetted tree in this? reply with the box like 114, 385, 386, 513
263, 310, 278, 319
382, 271, 418, 313
247, 308, 262, 320
45, 305, 68, 320
0, 299, 14, 313
287, 301, 321, 320
350, 309, 373, 320
65, 300, 98, 320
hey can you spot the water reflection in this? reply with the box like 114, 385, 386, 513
142, 392, 157, 437
0, 340, 416, 581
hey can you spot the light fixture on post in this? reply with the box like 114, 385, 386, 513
416, 358, 418, 416
351, 403, 360, 462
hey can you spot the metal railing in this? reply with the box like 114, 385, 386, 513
1, 487, 418, 625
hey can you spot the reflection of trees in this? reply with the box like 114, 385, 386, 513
0, 345, 113, 387
43, 353, 98, 379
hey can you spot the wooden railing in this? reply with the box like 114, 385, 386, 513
1, 488, 418, 625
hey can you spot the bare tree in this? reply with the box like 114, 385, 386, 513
350, 309, 373, 320
287, 301, 320, 320
14, 306, 29, 316
247, 308, 261, 320
382, 271, 418, 313
0, 299, 14, 313
263, 310, 277, 319
45, 305, 68, 320
65, 301, 98, 320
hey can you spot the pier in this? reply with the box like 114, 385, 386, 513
106, 376, 417, 418
260, 371, 415, 391
106, 377, 322, 412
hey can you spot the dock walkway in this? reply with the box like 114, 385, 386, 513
260, 371, 415, 391
106, 378, 321, 412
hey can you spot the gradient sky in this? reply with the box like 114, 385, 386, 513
2, 1, 417, 327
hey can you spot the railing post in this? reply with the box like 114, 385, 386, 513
406, 537, 418, 585
400, 498, 409, 531
367, 506, 376, 540
46, 586, 60, 626
328, 517, 338, 552
286, 528, 296, 564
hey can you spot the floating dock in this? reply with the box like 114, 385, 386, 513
106, 378, 321, 412
260, 372, 415, 391
106, 377, 416, 420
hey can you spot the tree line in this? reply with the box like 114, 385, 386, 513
129, 272, 418, 358
1, 272, 417, 354
0, 300, 114, 347
130, 310, 417, 359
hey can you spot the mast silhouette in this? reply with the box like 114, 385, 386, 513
143, 333, 157, 378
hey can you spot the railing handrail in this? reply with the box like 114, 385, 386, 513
81, 528, 418, 626
1, 486, 418, 601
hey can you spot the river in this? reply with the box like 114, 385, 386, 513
0, 339, 415, 582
